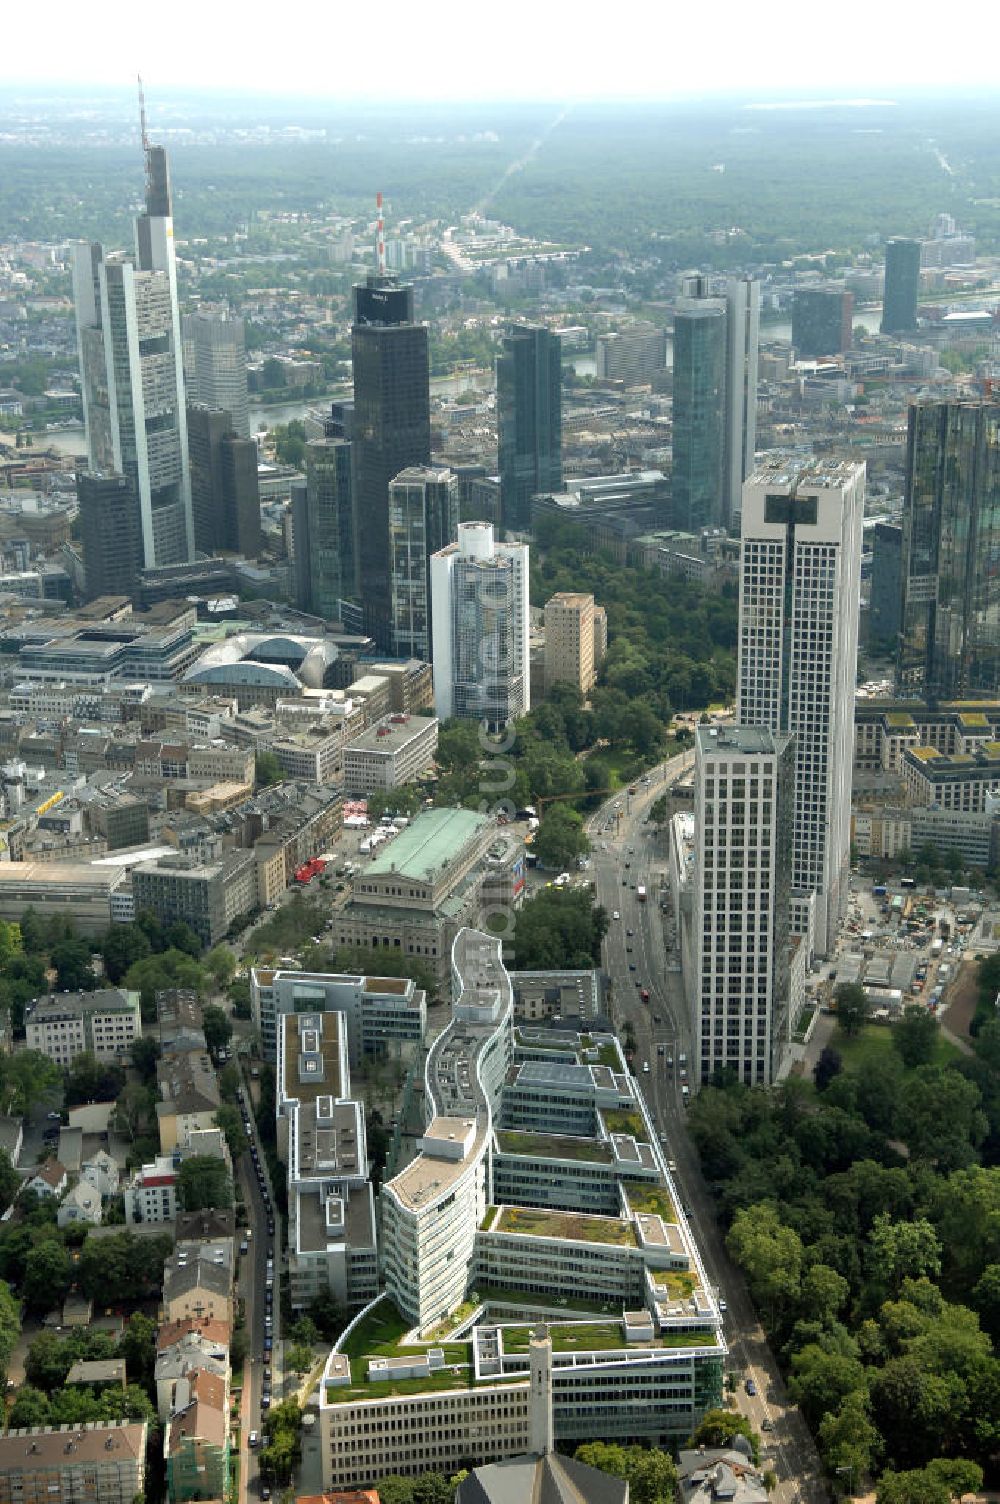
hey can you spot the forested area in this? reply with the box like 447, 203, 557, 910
688, 1007, 1000, 1501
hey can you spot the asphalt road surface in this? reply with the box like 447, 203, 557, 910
236, 1085, 283, 1504
587, 755, 828, 1504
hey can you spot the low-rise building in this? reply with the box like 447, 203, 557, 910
0, 861, 127, 934
0, 1422, 147, 1504
125, 1155, 180, 1226
343, 715, 438, 796
165, 1368, 229, 1504
162, 1247, 234, 1327
252, 967, 426, 1064
25, 989, 141, 1067
57, 1179, 102, 1228
132, 850, 257, 947
25, 1160, 68, 1198
155, 1320, 230, 1422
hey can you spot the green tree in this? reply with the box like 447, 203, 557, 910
818, 1390, 881, 1492
876, 1470, 950, 1504
893, 1007, 940, 1069
689, 1409, 761, 1464
532, 804, 590, 871
129, 1036, 161, 1083
177, 1156, 232, 1211
836, 983, 869, 1037
256, 750, 283, 787
124, 949, 210, 1019
118, 1313, 157, 1389
925, 1458, 985, 1499
0, 1277, 20, 1384
8, 1385, 52, 1428
259, 1398, 302, 1484
215, 1104, 247, 1159
22, 1239, 72, 1313
0, 1050, 61, 1115
512, 887, 608, 970
727, 1203, 803, 1322
285, 1342, 314, 1373
51, 936, 96, 991
64, 1050, 124, 1107
204, 945, 236, 989
25, 1330, 77, 1390
869, 1215, 942, 1294
788, 1343, 867, 1431
0, 1148, 19, 1215
970, 1264, 1000, 1341
101, 924, 152, 983
203, 1004, 233, 1053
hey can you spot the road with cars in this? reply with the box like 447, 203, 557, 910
235, 1081, 281, 1504
586, 755, 829, 1504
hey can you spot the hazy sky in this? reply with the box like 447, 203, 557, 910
4, 0, 998, 99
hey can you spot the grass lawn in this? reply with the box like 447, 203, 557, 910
596, 1043, 621, 1069
481, 1205, 499, 1232
651, 1269, 699, 1299
495, 1130, 613, 1164
474, 1283, 620, 1316
501, 1320, 715, 1354
831, 1023, 961, 1072
602, 1107, 648, 1140
339, 1297, 469, 1366
626, 1184, 678, 1223
497, 1206, 637, 1246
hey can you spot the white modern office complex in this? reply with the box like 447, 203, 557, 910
389, 466, 459, 660
72, 132, 194, 569
691, 725, 795, 1086
251, 965, 427, 1064
430, 522, 530, 728
182, 306, 251, 437
316, 928, 724, 1488
737, 457, 864, 956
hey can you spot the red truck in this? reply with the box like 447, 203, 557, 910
640, 988, 650, 1004
294, 856, 327, 884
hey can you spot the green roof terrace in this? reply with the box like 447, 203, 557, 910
494, 1130, 614, 1164
496, 1206, 638, 1246
499, 1321, 716, 1354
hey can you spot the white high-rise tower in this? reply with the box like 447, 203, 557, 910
430, 521, 530, 729
737, 458, 864, 957
73, 93, 193, 571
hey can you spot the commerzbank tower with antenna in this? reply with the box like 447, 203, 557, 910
72, 81, 194, 594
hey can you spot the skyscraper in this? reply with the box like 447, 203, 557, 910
881, 237, 921, 334
791, 287, 854, 359
693, 724, 794, 1087
78, 473, 143, 600
304, 439, 354, 623
675, 275, 760, 532
671, 299, 727, 533
389, 466, 459, 660
738, 458, 865, 956
351, 274, 431, 646
182, 306, 251, 437
497, 326, 562, 532
898, 400, 1000, 700
870, 520, 903, 650
430, 521, 530, 729
187, 407, 261, 557
73, 126, 193, 573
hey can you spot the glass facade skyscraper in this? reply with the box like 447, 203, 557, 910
305, 438, 354, 623
671, 299, 727, 533
389, 466, 459, 660
899, 400, 1000, 701
497, 326, 562, 531
352, 275, 431, 647
881, 237, 921, 334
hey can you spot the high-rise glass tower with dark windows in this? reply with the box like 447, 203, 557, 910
72, 134, 194, 572
351, 275, 431, 646
898, 400, 1000, 701
304, 438, 354, 623
389, 466, 459, 660
792, 287, 854, 359
881, 237, 921, 333
671, 298, 727, 533
497, 325, 562, 532
78, 473, 143, 599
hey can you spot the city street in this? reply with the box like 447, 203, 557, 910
586, 754, 828, 1504
235, 1085, 283, 1504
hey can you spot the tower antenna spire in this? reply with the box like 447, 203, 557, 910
376, 190, 386, 276
138, 73, 149, 152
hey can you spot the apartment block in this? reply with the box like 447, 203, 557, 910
0, 1423, 147, 1504
25, 989, 141, 1067
543, 592, 607, 698
251, 966, 425, 1070
132, 850, 257, 947
343, 714, 438, 796
125, 1155, 179, 1226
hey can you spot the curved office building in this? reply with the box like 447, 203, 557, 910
380, 927, 513, 1332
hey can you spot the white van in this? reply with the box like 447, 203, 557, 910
613, 910, 620, 921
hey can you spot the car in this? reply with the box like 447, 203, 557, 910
261, 1487, 271, 1500
761, 1417, 773, 1431
626, 928, 634, 937
626, 945, 633, 954
248, 1431, 259, 1448
680, 1068, 688, 1082
667, 1159, 677, 1172
666, 1054, 674, 1068
263, 1338, 273, 1353
263, 1368, 271, 1382
653, 1013, 662, 1023
719, 1298, 727, 1313
629, 962, 636, 971
624, 860, 631, 869
612, 911, 620, 921
46, 1110, 61, 1121
745, 1378, 757, 1396
657, 1044, 665, 1055
642, 1061, 650, 1073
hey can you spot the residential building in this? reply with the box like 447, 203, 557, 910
156, 1053, 221, 1152
543, 592, 606, 696
870, 521, 903, 649
251, 966, 426, 1066
187, 406, 261, 558
80, 1148, 120, 1199
791, 287, 854, 359
343, 714, 439, 796
125, 1155, 179, 1225
595, 325, 667, 386
671, 298, 727, 533
677, 1445, 768, 1504
132, 849, 257, 947
155, 1321, 230, 1423
57, 1180, 103, 1228
430, 522, 530, 728
165, 1367, 229, 1504
305, 439, 354, 621
78, 473, 143, 600
72, 132, 194, 570
497, 325, 562, 531
692, 726, 794, 1086
24, 1161, 68, 1198
898, 401, 1000, 701
882, 237, 922, 333
66, 1360, 127, 1391
352, 275, 431, 646
738, 458, 864, 956
389, 466, 458, 659
509, 970, 602, 1023
162, 1247, 234, 1326
24, 989, 141, 1067
182, 306, 250, 438
0, 1422, 147, 1504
